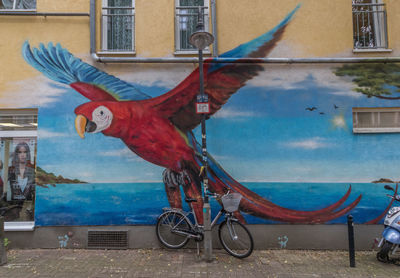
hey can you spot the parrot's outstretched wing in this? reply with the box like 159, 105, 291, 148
149, 5, 300, 132
22, 42, 150, 102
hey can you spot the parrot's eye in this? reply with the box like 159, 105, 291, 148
91, 105, 113, 133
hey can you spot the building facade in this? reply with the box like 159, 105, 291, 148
0, 0, 399, 249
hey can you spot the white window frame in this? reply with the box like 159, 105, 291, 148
174, 0, 210, 54
353, 107, 400, 133
101, 0, 135, 54
0, 0, 36, 11
352, 0, 389, 51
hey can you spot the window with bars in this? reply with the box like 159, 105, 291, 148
175, 0, 209, 52
101, 0, 135, 53
353, 108, 400, 133
0, 0, 36, 10
352, 0, 388, 49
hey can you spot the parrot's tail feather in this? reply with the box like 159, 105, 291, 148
187, 131, 361, 224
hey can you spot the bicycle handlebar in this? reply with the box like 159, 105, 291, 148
206, 190, 232, 199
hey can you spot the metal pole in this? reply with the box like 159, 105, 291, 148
347, 215, 355, 267
0, 217, 7, 265
199, 48, 213, 262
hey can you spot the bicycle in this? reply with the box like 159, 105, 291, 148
155, 191, 254, 258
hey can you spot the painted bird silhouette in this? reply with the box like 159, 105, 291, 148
305, 107, 317, 111
22, 5, 361, 224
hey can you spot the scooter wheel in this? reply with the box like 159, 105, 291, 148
377, 241, 393, 263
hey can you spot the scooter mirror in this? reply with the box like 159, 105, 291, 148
384, 185, 394, 191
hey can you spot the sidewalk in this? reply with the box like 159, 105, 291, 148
0, 248, 399, 278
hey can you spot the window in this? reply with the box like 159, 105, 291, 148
101, 0, 135, 53
0, 0, 36, 10
175, 0, 209, 53
0, 109, 37, 225
352, 0, 388, 49
353, 107, 400, 133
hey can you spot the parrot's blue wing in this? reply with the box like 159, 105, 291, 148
22, 41, 150, 101
209, 4, 300, 72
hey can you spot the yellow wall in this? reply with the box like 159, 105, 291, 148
0, 1, 89, 93
1, 0, 400, 93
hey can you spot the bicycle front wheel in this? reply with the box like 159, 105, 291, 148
156, 211, 190, 249
218, 219, 254, 258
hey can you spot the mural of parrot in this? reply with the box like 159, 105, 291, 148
22, 5, 362, 224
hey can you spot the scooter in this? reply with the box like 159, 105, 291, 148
377, 184, 400, 262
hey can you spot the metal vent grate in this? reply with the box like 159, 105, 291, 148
87, 230, 128, 249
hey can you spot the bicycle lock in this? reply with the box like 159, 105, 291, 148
189, 8, 215, 262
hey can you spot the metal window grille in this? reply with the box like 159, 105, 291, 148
101, 0, 135, 52
0, 0, 36, 10
175, 0, 209, 52
87, 230, 128, 249
353, 108, 400, 133
352, 1, 388, 49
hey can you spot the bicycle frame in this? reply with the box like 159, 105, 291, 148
162, 202, 230, 238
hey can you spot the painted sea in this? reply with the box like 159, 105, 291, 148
35, 182, 395, 226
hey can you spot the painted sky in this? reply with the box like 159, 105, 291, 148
19, 63, 400, 183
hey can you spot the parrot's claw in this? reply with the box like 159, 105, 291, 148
162, 169, 192, 189
162, 169, 180, 189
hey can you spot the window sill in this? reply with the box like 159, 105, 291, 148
353, 127, 400, 134
5, 221, 35, 232
97, 51, 136, 56
174, 50, 212, 56
353, 48, 392, 53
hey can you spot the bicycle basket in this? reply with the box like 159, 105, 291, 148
221, 193, 242, 212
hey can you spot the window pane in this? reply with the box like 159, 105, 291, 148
180, 0, 204, 6
0, 109, 37, 222
356, 112, 374, 128
0, 0, 36, 10
104, 0, 134, 52
0, 137, 37, 221
0, 112, 37, 131
176, 0, 207, 51
379, 112, 397, 127
352, 0, 387, 49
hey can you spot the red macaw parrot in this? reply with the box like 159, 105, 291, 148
22, 5, 361, 224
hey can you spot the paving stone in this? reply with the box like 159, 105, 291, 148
0, 249, 399, 277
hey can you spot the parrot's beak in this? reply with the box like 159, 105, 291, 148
75, 114, 87, 139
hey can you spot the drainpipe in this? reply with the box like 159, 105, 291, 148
89, 0, 400, 64
90, 0, 96, 55
211, 0, 218, 56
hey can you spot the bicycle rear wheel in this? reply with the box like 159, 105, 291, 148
218, 219, 254, 258
156, 211, 190, 249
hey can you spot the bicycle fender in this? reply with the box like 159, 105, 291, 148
383, 227, 400, 244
